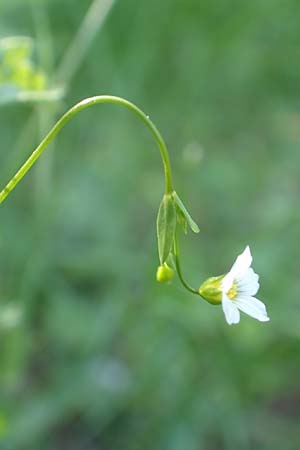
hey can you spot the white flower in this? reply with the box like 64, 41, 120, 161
221, 246, 270, 325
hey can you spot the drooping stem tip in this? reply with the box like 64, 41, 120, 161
0, 95, 174, 204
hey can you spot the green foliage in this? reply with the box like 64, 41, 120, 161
157, 194, 176, 264
0, 37, 45, 89
173, 191, 200, 234
0, 36, 62, 104
0, 0, 300, 449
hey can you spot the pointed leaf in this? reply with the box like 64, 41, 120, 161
175, 203, 188, 234
172, 191, 200, 233
157, 195, 176, 264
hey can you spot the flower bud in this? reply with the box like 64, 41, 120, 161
198, 275, 224, 305
156, 263, 174, 283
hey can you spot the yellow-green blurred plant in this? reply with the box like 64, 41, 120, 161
0, 37, 62, 104
0, 37, 45, 90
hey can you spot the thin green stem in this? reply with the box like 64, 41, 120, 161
174, 228, 199, 295
0, 95, 174, 204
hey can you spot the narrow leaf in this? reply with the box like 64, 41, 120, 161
172, 191, 200, 233
157, 195, 176, 264
175, 204, 188, 234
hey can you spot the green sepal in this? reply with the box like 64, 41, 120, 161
157, 194, 176, 264
198, 275, 224, 305
172, 191, 200, 233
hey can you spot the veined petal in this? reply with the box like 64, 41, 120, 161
235, 296, 269, 322
222, 294, 240, 325
229, 246, 252, 278
236, 268, 259, 296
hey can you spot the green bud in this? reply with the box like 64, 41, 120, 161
198, 275, 224, 305
156, 263, 175, 283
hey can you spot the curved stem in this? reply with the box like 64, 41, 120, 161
174, 228, 199, 295
0, 95, 174, 204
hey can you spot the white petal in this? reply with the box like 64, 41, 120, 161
236, 268, 260, 296
235, 296, 270, 322
222, 272, 234, 293
222, 294, 240, 325
229, 245, 252, 278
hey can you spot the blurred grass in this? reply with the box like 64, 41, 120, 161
1, 0, 300, 449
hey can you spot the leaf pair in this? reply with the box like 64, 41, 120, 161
156, 191, 199, 265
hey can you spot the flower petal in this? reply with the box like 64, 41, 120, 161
222, 272, 234, 293
229, 245, 252, 278
235, 296, 269, 322
236, 268, 260, 296
222, 294, 240, 325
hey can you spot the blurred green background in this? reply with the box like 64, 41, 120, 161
0, 1, 300, 449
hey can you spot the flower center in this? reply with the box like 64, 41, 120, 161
227, 282, 238, 300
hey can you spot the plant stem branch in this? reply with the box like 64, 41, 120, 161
174, 228, 199, 295
0, 95, 174, 204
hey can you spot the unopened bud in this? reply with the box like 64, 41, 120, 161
198, 275, 224, 305
156, 263, 174, 283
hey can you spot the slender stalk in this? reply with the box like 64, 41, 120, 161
174, 228, 199, 295
0, 95, 173, 204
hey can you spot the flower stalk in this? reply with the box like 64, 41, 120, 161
0, 95, 197, 295
0, 95, 173, 203
0, 95, 270, 325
